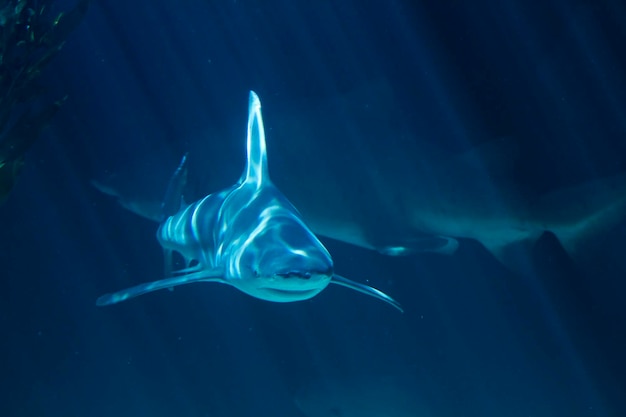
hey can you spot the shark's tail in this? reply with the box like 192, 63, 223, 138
533, 172, 626, 259
91, 153, 189, 222
90, 179, 163, 222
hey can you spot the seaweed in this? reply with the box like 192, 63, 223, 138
0, 0, 89, 204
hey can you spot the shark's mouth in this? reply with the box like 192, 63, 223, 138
275, 271, 314, 279
273, 267, 333, 280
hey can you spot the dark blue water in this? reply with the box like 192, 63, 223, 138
1, 0, 625, 416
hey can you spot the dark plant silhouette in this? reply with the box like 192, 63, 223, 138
0, 0, 89, 204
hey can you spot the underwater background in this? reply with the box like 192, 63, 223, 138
1, 0, 625, 416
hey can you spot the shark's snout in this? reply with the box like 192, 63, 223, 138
237, 246, 334, 302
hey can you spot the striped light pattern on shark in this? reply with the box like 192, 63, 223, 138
97, 91, 402, 312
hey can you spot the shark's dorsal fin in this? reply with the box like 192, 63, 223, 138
241, 91, 269, 187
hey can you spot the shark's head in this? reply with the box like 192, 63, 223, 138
225, 190, 335, 302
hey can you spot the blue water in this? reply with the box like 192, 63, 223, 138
1, 0, 625, 416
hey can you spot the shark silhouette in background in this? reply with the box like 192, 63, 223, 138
93, 81, 626, 275
96, 91, 402, 312
260, 82, 626, 273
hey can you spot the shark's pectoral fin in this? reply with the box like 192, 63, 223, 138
330, 275, 403, 313
96, 268, 225, 306
377, 235, 459, 256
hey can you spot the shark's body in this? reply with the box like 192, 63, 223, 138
96, 91, 401, 311
94, 82, 626, 274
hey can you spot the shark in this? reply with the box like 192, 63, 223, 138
93, 81, 626, 275
96, 91, 402, 312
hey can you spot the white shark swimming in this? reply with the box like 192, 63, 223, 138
93, 81, 626, 275
96, 91, 402, 311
